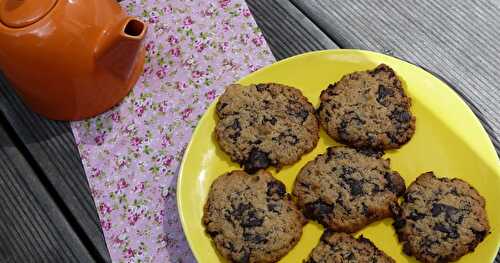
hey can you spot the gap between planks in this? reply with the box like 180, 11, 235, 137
0, 112, 109, 263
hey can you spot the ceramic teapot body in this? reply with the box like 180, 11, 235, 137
0, 0, 146, 120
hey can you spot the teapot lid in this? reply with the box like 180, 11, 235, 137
0, 0, 57, 28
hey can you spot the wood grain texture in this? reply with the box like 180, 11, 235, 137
0, 125, 95, 263
0, 75, 111, 262
291, 0, 500, 152
246, 0, 338, 60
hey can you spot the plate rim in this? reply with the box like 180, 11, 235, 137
177, 49, 500, 262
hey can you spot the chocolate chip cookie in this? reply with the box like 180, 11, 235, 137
393, 172, 490, 263
305, 231, 395, 263
293, 146, 405, 233
215, 83, 319, 173
203, 170, 306, 263
317, 64, 415, 149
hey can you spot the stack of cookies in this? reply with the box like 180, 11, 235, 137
203, 65, 490, 263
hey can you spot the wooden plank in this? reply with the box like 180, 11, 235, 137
0, 123, 95, 262
246, 0, 339, 60
0, 75, 111, 262
291, 0, 500, 152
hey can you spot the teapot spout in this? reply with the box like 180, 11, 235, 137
96, 17, 147, 80
123, 18, 147, 39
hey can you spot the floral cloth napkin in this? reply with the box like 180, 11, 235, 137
70, 0, 275, 262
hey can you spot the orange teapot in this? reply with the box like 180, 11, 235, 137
0, 0, 147, 120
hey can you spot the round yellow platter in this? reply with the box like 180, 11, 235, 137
177, 49, 500, 262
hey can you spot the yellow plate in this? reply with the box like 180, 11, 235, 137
177, 49, 500, 262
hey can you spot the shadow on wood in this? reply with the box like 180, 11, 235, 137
0, 73, 111, 262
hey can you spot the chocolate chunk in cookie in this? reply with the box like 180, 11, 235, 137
203, 170, 306, 263
215, 83, 319, 173
305, 231, 395, 263
317, 64, 416, 149
394, 172, 490, 263
293, 146, 405, 233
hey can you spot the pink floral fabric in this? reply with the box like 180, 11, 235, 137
70, 0, 274, 262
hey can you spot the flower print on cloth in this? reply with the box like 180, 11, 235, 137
70, 0, 275, 262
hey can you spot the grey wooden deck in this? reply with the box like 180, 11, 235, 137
0, 0, 498, 262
